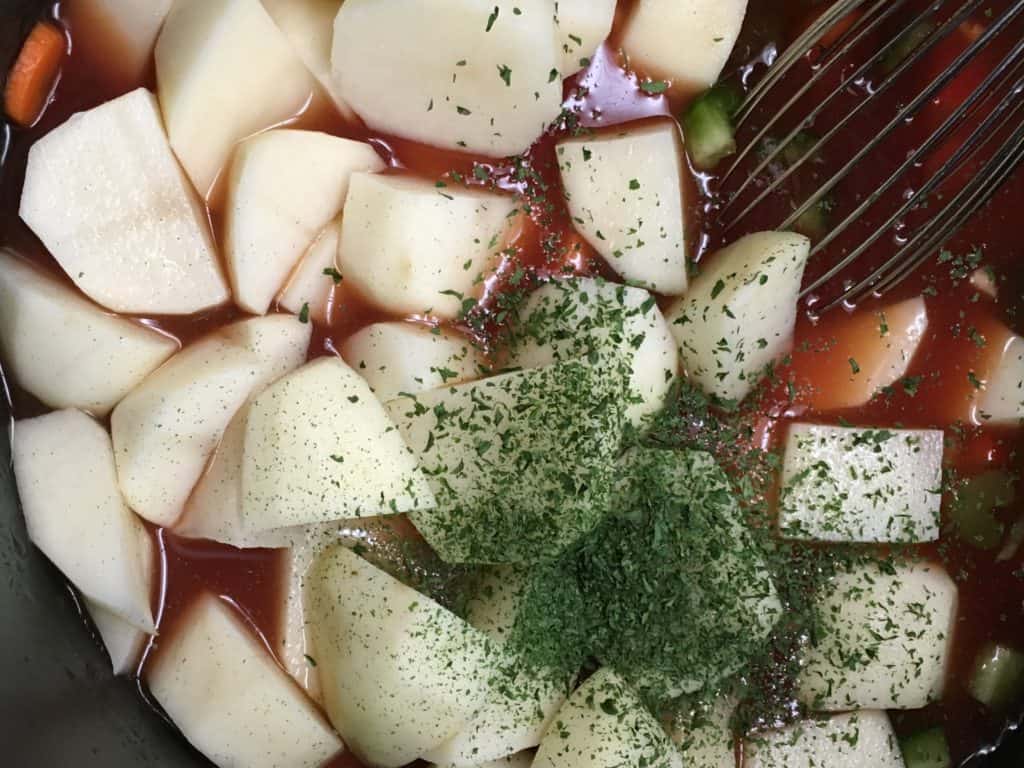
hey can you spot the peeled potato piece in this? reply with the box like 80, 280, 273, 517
387, 361, 628, 564
86, 597, 149, 676
13, 410, 154, 633
666, 231, 810, 403
277, 526, 339, 703
979, 331, 1024, 426
621, 0, 749, 91
799, 560, 957, 711
278, 217, 341, 324
507, 277, 679, 428
533, 668, 683, 768
148, 593, 343, 768
668, 697, 737, 768
339, 173, 518, 319
76, 0, 172, 80
779, 424, 943, 543
261, 0, 351, 117
450, 756, 533, 768
557, 121, 688, 295
341, 321, 486, 401
0, 250, 177, 417
556, 0, 616, 75
181, 357, 435, 545
744, 711, 904, 768
423, 568, 568, 767
112, 316, 311, 527
155, 0, 317, 197
332, 0, 563, 156
19, 88, 228, 315
307, 545, 496, 768
226, 129, 383, 314
800, 297, 929, 411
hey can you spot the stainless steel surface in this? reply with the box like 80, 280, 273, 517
723, 0, 1024, 313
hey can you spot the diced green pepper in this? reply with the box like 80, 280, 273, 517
900, 727, 951, 768
682, 84, 741, 170
969, 642, 1024, 711
949, 471, 1015, 550
881, 22, 935, 74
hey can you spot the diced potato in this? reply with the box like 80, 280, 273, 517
19, 88, 228, 314
13, 410, 154, 632
970, 266, 998, 299
557, 121, 688, 295
155, 0, 316, 197
744, 711, 904, 768
386, 361, 628, 563
86, 598, 149, 676
338, 173, 518, 319
613, 449, 782, 699
341, 321, 486, 401
278, 217, 341, 324
778, 424, 943, 543
306, 545, 496, 768
181, 358, 434, 545
507, 277, 679, 427
668, 698, 736, 768
0, 250, 177, 417
276, 525, 340, 703
112, 316, 311, 527
799, 560, 957, 711
978, 332, 1023, 426
621, 0, 748, 91
423, 568, 568, 767
803, 297, 929, 411
451, 755, 533, 768
226, 129, 383, 314
147, 593, 343, 768
77, 0, 172, 80
665, 231, 810, 403
556, 0, 616, 75
238, 358, 433, 528
332, 0, 563, 156
261, 0, 352, 117
533, 668, 683, 768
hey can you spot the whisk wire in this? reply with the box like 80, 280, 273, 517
800, 40, 1024, 299
724, 0, 1024, 310
720, 0, 905, 185
780, 2, 1024, 234
724, 0, 994, 229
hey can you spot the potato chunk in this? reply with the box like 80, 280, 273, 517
533, 669, 682, 768
745, 711, 904, 768
332, 0, 563, 156
666, 231, 810, 403
0, 251, 177, 417
621, 0, 748, 90
148, 594, 343, 768
19, 88, 227, 314
779, 424, 943, 543
799, 560, 957, 710
307, 545, 496, 767
338, 173, 517, 320
155, 0, 316, 197
558, 121, 688, 295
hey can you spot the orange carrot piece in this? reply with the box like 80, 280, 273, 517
4, 22, 66, 127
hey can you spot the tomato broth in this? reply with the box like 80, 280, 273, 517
1, 0, 1022, 765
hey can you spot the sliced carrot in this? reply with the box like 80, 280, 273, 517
4, 22, 66, 127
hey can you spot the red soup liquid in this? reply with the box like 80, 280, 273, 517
0, 0, 1021, 766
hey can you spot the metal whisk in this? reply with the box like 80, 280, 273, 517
719, 0, 1024, 314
